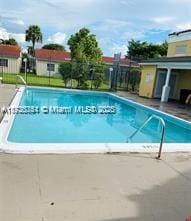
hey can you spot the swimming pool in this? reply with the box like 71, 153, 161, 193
1, 86, 191, 153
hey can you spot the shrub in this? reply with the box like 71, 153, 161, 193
58, 62, 72, 86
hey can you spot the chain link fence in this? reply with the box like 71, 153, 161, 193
0, 60, 141, 93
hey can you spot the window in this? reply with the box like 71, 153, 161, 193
0, 58, 8, 67
47, 63, 55, 72
176, 45, 187, 55
145, 73, 154, 83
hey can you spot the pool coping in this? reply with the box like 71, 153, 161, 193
0, 86, 191, 154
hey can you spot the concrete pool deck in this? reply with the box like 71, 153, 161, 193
0, 84, 16, 121
116, 91, 191, 122
1, 153, 191, 221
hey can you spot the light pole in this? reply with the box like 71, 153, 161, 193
70, 62, 73, 88
109, 67, 113, 89
89, 68, 94, 90
49, 56, 51, 86
23, 58, 27, 83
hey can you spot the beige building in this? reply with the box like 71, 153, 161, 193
0, 44, 21, 74
139, 29, 191, 103
35, 49, 71, 76
35, 49, 139, 79
35, 49, 138, 77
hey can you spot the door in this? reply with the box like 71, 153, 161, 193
154, 70, 166, 98
154, 70, 177, 99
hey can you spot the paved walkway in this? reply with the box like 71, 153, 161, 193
116, 91, 191, 121
0, 84, 16, 121
0, 153, 191, 221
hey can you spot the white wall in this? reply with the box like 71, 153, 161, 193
0, 56, 21, 74
36, 60, 59, 76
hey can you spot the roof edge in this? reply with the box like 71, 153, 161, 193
169, 29, 191, 36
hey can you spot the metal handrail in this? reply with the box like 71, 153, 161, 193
16, 74, 27, 89
128, 115, 166, 159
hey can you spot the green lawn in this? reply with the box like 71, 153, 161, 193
1, 72, 139, 93
2, 73, 64, 87
1, 73, 111, 91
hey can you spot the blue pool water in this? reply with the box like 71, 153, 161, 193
8, 88, 191, 143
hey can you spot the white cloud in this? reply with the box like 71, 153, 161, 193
0, 14, 25, 26
92, 19, 130, 33
47, 32, 67, 45
122, 31, 145, 40
10, 33, 25, 43
176, 23, 191, 31
0, 27, 9, 39
1, 0, 191, 55
13, 19, 24, 26
11, 0, 109, 30
169, 0, 191, 2
152, 16, 174, 24
0, 27, 25, 43
120, 0, 136, 6
103, 19, 130, 28
110, 44, 127, 57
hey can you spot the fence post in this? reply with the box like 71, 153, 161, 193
48, 56, 51, 87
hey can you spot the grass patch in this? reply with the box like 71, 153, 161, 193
2, 73, 64, 87
1, 72, 139, 93
1, 72, 111, 91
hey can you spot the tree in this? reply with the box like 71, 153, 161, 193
68, 28, 102, 63
67, 28, 103, 87
93, 72, 104, 89
158, 41, 168, 56
72, 61, 89, 88
25, 25, 42, 56
58, 62, 72, 86
127, 40, 168, 60
92, 64, 105, 89
42, 43, 65, 51
0, 38, 18, 46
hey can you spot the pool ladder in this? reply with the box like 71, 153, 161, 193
127, 115, 166, 159
16, 74, 27, 89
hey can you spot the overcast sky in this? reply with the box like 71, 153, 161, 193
0, 0, 191, 56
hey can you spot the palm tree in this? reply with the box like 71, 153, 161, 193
25, 25, 42, 56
